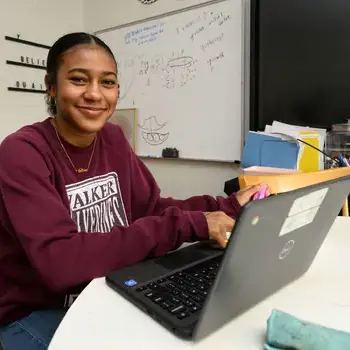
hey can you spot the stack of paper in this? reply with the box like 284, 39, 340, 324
264, 121, 327, 172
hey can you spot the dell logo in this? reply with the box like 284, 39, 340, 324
279, 240, 295, 260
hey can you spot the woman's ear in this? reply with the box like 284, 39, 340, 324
45, 73, 56, 97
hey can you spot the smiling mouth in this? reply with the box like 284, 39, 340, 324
77, 106, 107, 111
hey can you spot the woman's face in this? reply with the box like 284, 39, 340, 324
50, 44, 118, 133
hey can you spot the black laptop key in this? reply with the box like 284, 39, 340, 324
190, 305, 200, 313
169, 296, 181, 305
177, 310, 191, 320
153, 296, 163, 303
169, 304, 186, 314
152, 286, 168, 295
183, 275, 195, 283
163, 283, 180, 295
174, 278, 185, 285
184, 299, 194, 307
145, 291, 156, 299
189, 288, 198, 295
188, 281, 197, 287
178, 284, 188, 292
136, 286, 147, 292
192, 295, 205, 303
160, 301, 172, 310
167, 282, 178, 290
180, 292, 190, 300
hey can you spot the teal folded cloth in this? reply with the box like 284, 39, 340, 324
265, 309, 350, 350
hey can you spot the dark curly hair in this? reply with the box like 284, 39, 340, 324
45, 32, 117, 116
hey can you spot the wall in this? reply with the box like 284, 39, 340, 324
0, 0, 84, 139
83, 0, 240, 198
84, 0, 216, 34
142, 158, 238, 198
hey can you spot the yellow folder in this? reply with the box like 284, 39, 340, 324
298, 131, 321, 172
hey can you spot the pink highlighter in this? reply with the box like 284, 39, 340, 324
253, 184, 268, 201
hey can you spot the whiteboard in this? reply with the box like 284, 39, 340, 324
97, 0, 243, 162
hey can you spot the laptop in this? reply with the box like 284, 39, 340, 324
106, 176, 350, 341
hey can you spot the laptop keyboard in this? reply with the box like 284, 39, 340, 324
136, 257, 222, 320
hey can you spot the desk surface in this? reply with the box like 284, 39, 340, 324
49, 217, 350, 350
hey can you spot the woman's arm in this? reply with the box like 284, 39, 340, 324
0, 136, 209, 293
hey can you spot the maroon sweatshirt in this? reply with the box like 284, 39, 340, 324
0, 118, 241, 325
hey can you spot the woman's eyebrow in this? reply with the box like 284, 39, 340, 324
67, 68, 117, 77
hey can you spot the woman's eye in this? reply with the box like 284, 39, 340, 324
70, 77, 87, 84
102, 79, 117, 86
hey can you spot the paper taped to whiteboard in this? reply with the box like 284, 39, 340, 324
279, 188, 329, 237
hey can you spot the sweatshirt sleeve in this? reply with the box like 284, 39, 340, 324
129, 152, 241, 221
0, 136, 208, 293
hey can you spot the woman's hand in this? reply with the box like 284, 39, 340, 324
204, 211, 235, 248
236, 183, 271, 206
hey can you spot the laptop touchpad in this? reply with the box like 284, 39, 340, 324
155, 248, 208, 270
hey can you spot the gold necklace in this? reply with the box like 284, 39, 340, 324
52, 120, 97, 174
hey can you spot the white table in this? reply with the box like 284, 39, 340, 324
49, 217, 350, 350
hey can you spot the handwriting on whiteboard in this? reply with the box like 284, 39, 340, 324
163, 50, 197, 89
207, 52, 224, 72
176, 11, 231, 41
175, 10, 231, 73
120, 49, 197, 91
125, 23, 164, 45
116, 9, 231, 98
200, 33, 225, 53
209, 13, 231, 27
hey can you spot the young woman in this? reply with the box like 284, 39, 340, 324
0, 32, 264, 349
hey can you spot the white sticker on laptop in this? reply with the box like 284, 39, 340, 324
288, 188, 329, 216
279, 188, 329, 237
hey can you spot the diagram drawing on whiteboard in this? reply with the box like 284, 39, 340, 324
138, 116, 169, 145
